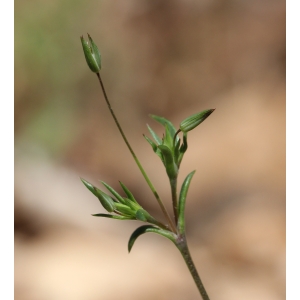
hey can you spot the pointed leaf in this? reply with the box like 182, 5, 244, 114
178, 171, 196, 234
81, 178, 116, 212
150, 115, 177, 139
146, 124, 162, 145
143, 135, 158, 152
92, 213, 134, 220
101, 181, 126, 204
119, 182, 138, 203
122, 198, 141, 211
143, 135, 164, 162
128, 225, 177, 252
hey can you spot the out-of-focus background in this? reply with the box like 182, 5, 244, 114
15, 0, 285, 299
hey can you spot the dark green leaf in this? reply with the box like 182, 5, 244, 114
92, 213, 134, 220
143, 135, 164, 162
150, 115, 177, 139
146, 124, 162, 145
178, 171, 196, 234
101, 181, 126, 204
119, 181, 138, 203
178, 132, 188, 166
128, 225, 177, 252
143, 135, 158, 152
81, 178, 116, 212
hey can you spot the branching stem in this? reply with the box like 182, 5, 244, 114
96, 72, 176, 233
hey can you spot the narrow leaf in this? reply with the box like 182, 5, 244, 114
178, 171, 196, 234
128, 225, 177, 252
101, 181, 126, 204
150, 115, 177, 139
143, 135, 158, 152
146, 124, 162, 145
81, 178, 116, 212
119, 181, 138, 203
143, 135, 164, 162
92, 213, 134, 220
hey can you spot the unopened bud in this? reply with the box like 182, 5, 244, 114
180, 109, 215, 133
80, 34, 101, 73
81, 178, 115, 212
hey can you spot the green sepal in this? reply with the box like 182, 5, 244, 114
143, 135, 158, 152
80, 35, 101, 73
119, 181, 138, 203
180, 109, 215, 133
92, 213, 134, 220
177, 170, 196, 234
143, 135, 164, 162
158, 145, 178, 180
162, 124, 174, 151
178, 132, 188, 166
174, 136, 181, 164
146, 124, 162, 145
81, 178, 116, 212
128, 225, 177, 252
115, 203, 135, 217
123, 198, 141, 211
87, 34, 101, 70
100, 181, 126, 204
150, 115, 178, 141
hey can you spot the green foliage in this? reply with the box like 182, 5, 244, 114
79, 35, 215, 299
128, 225, 176, 253
177, 170, 196, 234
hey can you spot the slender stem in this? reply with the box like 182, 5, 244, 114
170, 178, 178, 224
176, 234, 210, 300
96, 72, 176, 233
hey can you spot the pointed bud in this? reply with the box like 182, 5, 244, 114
114, 203, 135, 217
80, 34, 101, 73
180, 109, 215, 133
81, 178, 115, 212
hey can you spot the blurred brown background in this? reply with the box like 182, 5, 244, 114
15, 0, 285, 299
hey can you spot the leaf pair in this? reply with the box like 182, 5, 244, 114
128, 170, 196, 251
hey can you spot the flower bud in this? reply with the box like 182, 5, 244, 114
81, 178, 115, 212
179, 109, 215, 133
80, 34, 101, 73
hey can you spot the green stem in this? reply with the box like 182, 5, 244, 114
170, 178, 178, 224
176, 234, 210, 300
96, 73, 176, 233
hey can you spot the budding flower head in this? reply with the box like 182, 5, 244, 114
80, 34, 101, 73
180, 109, 215, 133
